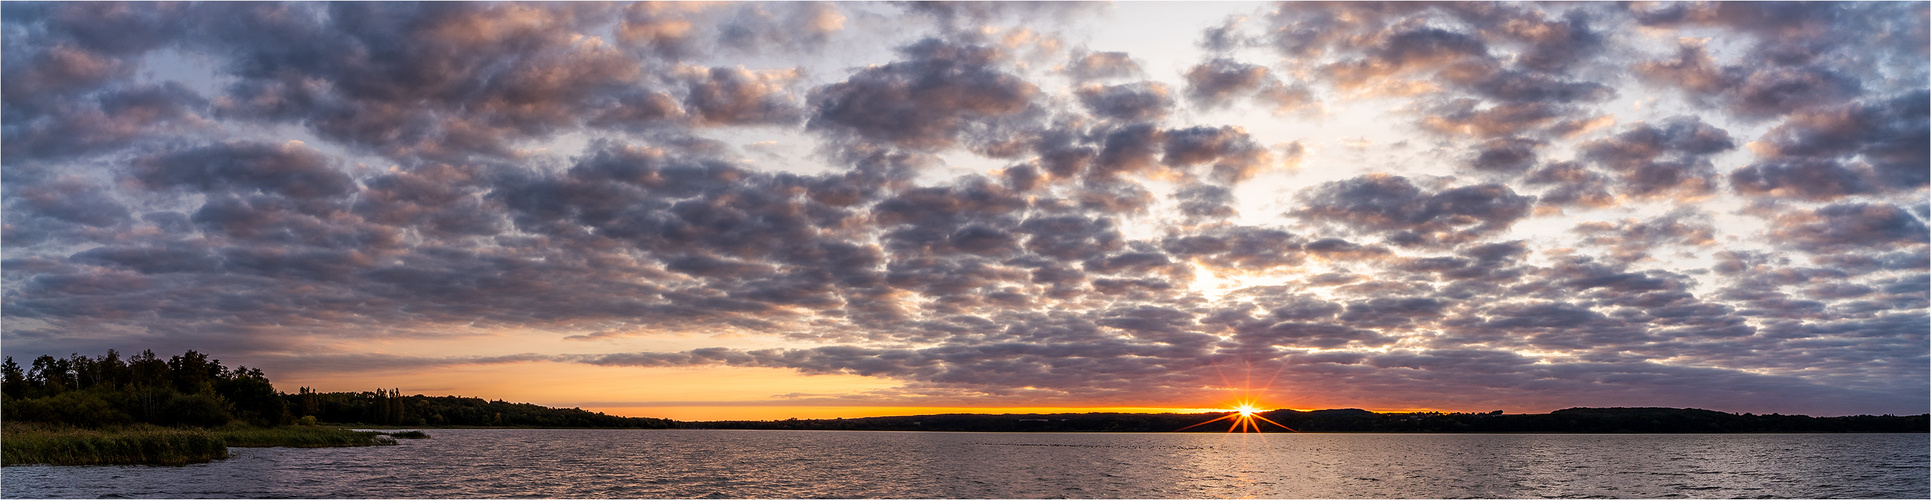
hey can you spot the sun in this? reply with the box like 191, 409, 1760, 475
1176, 399, 1296, 433
1184, 361, 1295, 432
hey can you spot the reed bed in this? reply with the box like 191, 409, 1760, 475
3, 422, 400, 465
383, 430, 430, 439
212, 425, 396, 447
2, 423, 228, 466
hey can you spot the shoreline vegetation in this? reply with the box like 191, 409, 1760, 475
0, 422, 426, 466
0, 348, 449, 466
4, 349, 1926, 465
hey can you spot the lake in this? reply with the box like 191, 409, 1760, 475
4, 430, 1925, 498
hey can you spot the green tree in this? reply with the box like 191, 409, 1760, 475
217, 367, 288, 426
29, 355, 70, 396
167, 350, 222, 394
162, 390, 233, 427
128, 350, 172, 422
1, 357, 27, 398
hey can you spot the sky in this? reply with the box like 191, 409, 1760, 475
3, 1, 1927, 421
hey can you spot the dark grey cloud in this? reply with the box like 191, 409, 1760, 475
3, 82, 212, 164
1739, 91, 1930, 194
1730, 160, 1876, 201
1074, 82, 1172, 122
1295, 174, 1532, 247
1172, 184, 1235, 220
1017, 214, 1122, 261
615, 2, 848, 59
0, 3, 202, 169
1770, 203, 1930, 254
1317, 25, 1491, 91
133, 141, 356, 199
1502, 9, 1607, 73
1572, 212, 1716, 263
1523, 161, 1614, 208
1161, 226, 1301, 271
201, 3, 656, 159
1244, 3, 1620, 151
1089, 123, 1163, 179
1467, 136, 1542, 173
1160, 126, 1269, 183
1182, 58, 1315, 114
4, 177, 133, 245
679, 66, 805, 127
1461, 68, 1614, 104
1, 3, 184, 113
1630, 2, 1926, 120
808, 38, 1039, 153
1579, 117, 1735, 199
1635, 41, 1863, 119
872, 179, 1028, 258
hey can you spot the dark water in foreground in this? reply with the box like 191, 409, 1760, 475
3, 430, 1925, 498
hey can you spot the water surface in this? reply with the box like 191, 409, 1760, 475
4, 430, 1924, 498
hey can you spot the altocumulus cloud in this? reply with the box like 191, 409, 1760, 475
3, 2, 1925, 415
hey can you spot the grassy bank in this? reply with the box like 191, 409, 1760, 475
212, 425, 399, 447
2, 422, 407, 466
1, 423, 228, 466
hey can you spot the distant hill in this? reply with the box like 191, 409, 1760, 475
688, 407, 1929, 433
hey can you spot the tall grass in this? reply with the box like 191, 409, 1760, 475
1, 423, 227, 466
2, 422, 399, 466
383, 430, 430, 439
212, 425, 397, 447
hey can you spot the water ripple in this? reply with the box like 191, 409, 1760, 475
4, 431, 1924, 498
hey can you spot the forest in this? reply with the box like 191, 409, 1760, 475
0, 349, 673, 429
2, 349, 284, 428
290, 389, 675, 428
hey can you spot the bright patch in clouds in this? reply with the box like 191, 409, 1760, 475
3, 2, 1926, 418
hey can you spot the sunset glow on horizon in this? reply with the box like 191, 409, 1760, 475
4, 2, 1926, 420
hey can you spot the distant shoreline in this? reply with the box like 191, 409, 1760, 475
357, 426, 1931, 434
346, 407, 1930, 434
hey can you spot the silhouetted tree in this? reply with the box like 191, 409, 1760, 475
167, 350, 223, 394
129, 350, 171, 421
29, 355, 70, 395
298, 386, 321, 417
129, 350, 169, 387
218, 366, 287, 426
1, 357, 27, 398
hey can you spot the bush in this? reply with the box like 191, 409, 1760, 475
1, 390, 134, 427
162, 393, 233, 427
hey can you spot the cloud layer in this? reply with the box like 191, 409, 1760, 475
4, 2, 1925, 416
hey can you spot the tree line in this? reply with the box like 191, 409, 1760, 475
2, 349, 283, 427
290, 390, 674, 428
2, 349, 673, 429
